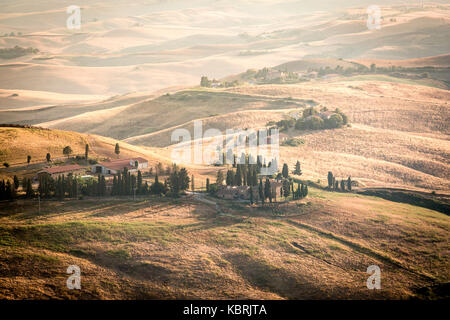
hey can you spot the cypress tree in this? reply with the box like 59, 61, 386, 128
102, 175, 107, 196
26, 178, 34, 198
72, 177, 78, 198
283, 179, 290, 199
216, 170, 224, 186
282, 163, 289, 178
235, 166, 242, 186
131, 174, 136, 197
0, 180, 5, 200
97, 175, 102, 196
6, 180, 14, 200
259, 179, 264, 205
85, 144, 89, 161
117, 172, 122, 195
137, 170, 143, 194
226, 170, 233, 186
347, 177, 352, 191
115, 143, 120, 158
327, 171, 333, 189
264, 179, 271, 203
112, 175, 117, 195
13, 175, 19, 190
294, 161, 302, 175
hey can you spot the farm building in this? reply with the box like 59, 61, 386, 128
37, 164, 85, 178
216, 180, 282, 201
91, 157, 148, 175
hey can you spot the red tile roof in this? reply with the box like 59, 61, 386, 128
40, 164, 83, 175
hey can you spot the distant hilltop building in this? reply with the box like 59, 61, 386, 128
92, 157, 148, 175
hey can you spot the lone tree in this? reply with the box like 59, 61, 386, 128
46, 153, 51, 163
282, 163, 289, 178
327, 171, 334, 189
347, 177, 352, 191
114, 143, 120, 158
294, 160, 302, 175
3, 162, 9, 168
63, 146, 72, 159
85, 144, 89, 161
192, 175, 195, 191
27, 155, 31, 166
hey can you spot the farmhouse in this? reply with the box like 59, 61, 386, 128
37, 164, 85, 178
217, 180, 282, 201
317, 111, 333, 120
270, 180, 283, 196
92, 157, 148, 175
217, 186, 258, 200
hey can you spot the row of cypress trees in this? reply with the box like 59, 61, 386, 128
250, 178, 309, 205
327, 172, 352, 191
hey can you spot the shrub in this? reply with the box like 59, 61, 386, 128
281, 138, 304, 146
325, 113, 344, 129
307, 116, 324, 130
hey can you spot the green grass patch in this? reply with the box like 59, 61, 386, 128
0, 221, 177, 253
106, 248, 131, 260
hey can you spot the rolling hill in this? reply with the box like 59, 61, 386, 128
0, 183, 448, 299
0, 0, 449, 301
1, 2, 449, 96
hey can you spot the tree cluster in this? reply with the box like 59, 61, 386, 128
327, 171, 352, 191
295, 107, 348, 131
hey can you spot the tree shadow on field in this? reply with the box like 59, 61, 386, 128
223, 252, 330, 299
0, 199, 122, 221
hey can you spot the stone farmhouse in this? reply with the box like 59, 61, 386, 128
91, 157, 148, 175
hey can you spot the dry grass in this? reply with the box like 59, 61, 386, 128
0, 188, 447, 299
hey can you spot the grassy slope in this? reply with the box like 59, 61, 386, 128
0, 187, 447, 299
0, 127, 176, 182
38, 90, 313, 140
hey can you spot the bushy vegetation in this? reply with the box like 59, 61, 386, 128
0, 46, 39, 59
295, 107, 348, 130
281, 138, 304, 147
200, 76, 240, 88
